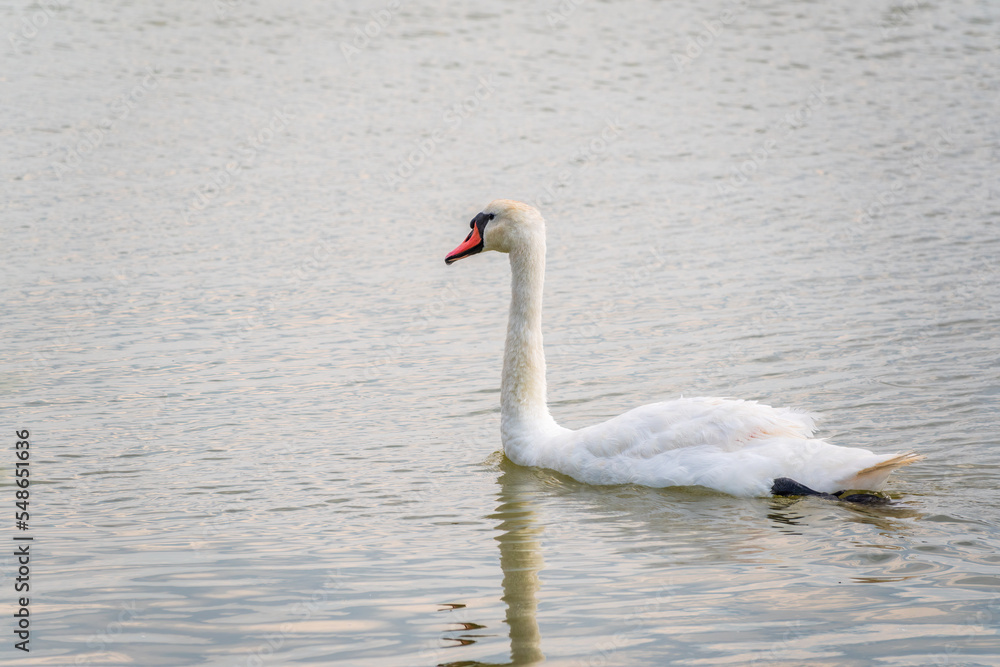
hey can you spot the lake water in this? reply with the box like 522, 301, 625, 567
2, 0, 999, 664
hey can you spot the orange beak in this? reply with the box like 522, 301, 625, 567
445, 224, 484, 265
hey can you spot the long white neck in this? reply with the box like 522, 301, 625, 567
501, 235, 562, 457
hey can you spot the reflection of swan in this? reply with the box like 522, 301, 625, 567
446, 200, 923, 498
492, 463, 545, 666
439, 460, 545, 667
767, 496, 923, 535
437, 462, 925, 665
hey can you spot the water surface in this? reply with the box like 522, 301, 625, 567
2, 0, 999, 665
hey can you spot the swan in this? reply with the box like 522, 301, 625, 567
445, 199, 923, 499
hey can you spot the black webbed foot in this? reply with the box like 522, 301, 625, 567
770, 477, 838, 501
772, 477, 891, 505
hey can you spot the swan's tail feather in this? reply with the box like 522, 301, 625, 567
836, 452, 925, 491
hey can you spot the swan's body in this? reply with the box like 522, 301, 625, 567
445, 200, 922, 498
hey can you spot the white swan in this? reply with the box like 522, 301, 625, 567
445, 199, 923, 499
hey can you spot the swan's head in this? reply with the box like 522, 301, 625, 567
445, 199, 544, 265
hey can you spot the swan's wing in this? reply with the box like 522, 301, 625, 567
562, 396, 818, 460
543, 397, 920, 495
539, 397, 821, 493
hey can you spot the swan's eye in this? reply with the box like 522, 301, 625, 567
470, 212, 495, 230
